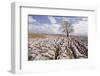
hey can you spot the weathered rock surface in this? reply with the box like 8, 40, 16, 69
28, 37, 88, 61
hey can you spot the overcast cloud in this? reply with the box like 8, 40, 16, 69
28, 15, 88, 36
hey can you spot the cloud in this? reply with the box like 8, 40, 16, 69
52, 24, 61, 34
72, 20, 88, 36
48, 16, 56, 24
63, 17, 69, 21
28, 16, 56, 34
28, 15, 88, 35
29, 23, 62, 34
29, 23, 54, 34
28, 16, 37, 24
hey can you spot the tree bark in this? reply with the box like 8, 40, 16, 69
67, 31, 69, 37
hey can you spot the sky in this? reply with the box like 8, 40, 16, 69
28, 15, 88, 36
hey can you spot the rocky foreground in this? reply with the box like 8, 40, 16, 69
28, 36, 88, 60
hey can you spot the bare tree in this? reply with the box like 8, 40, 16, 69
61, 20, 73, 37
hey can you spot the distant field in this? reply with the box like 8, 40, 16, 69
28, 33, 47, 38
28, 33, 88, 43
